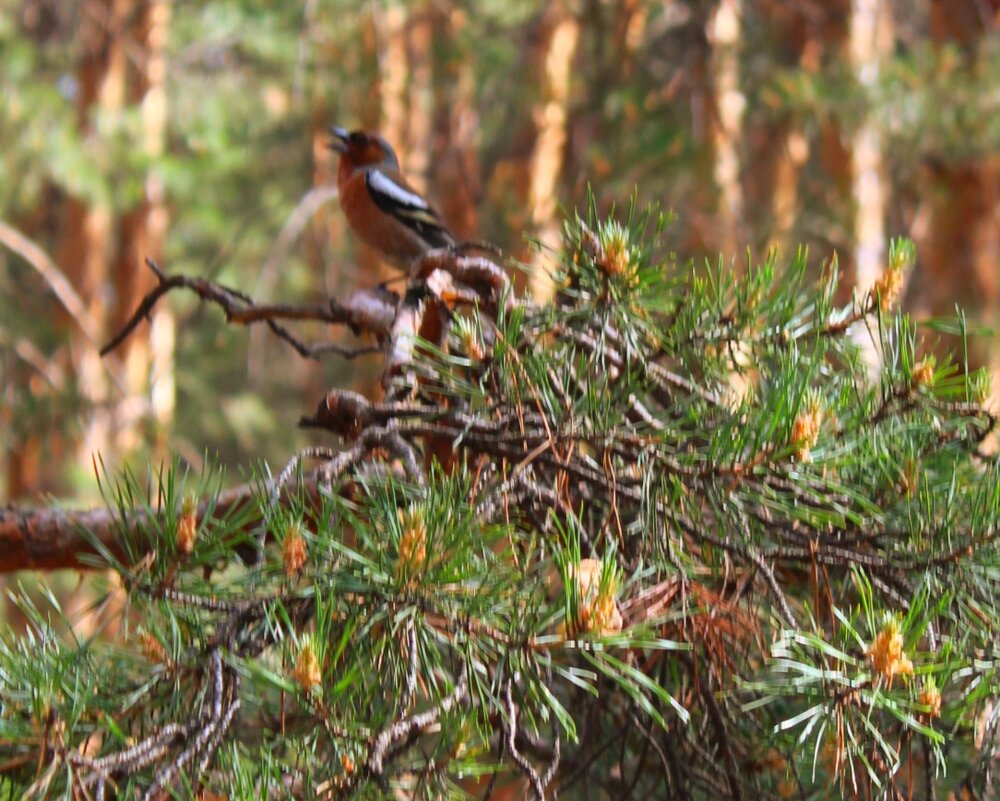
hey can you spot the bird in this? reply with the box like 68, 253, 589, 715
328, 127, 455, 273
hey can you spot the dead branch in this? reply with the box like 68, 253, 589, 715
99, 258, 392, 359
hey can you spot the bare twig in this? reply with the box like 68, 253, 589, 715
100, 258, 370, 358
400, 622, 419, 714
505, 680, 546, 801
365, 672, 469, 776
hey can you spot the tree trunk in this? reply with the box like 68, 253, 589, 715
113, 0, 172, 454
527, 2, 580, 302
849, 0, 893, 294
431, 8, 481, 242
910, 0, 1000, 414
58, 0, 134, 470
51, 0, 172, 469
706, 0, 745, 262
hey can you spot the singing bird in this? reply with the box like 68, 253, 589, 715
328, 127, 455, 272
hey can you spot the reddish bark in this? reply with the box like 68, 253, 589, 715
0, 476, 321, 574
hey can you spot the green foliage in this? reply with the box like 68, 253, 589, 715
2, 208, 999, 798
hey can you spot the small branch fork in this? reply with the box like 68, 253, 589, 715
100, 248, 511, 365
61, 649, 240, 800
100, 258, 387, 360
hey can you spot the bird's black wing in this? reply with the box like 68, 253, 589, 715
365, 169, 455, 248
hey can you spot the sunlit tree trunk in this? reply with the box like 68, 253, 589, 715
113, 0, 172, 454
706, 0, 745, 261
849, 0, 893, 295
41, 0, 173, 473
527, 1, 580, 302
378, 4, 409, 169
768, 128, 810, 254
406, 6, 434, 195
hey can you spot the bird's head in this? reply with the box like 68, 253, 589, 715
328, 127, 401, 176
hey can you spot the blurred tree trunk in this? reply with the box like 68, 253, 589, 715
54, 0, 172, 469
849, 0, 893, 294
706, 0, 745, 262
847, 0, 893, 370
431, 8, 481, 242
911, 0, 1000, 408
57, 0, 130, 471
743, 3, 849, 264
527, 1, 580, 301
362, 2, 408, 298
112, 0, 172, 454
2, 0, 166, 638
365, 4, 441, 251
685, 5, 716, 256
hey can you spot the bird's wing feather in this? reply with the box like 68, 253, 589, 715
366, 169, 429, 210
365, 169, 454, 247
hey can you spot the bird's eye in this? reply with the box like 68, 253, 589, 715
350, 132, 367, 145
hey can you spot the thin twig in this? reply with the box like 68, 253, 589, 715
505, 681, 546, 801
101, 258, 361, 358
365, 673, 469, 776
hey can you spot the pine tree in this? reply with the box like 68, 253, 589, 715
1, 203, 998, 800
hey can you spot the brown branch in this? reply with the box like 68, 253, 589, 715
0, 474, 322, 574
100, 259, 388, 359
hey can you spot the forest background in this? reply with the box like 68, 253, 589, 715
0, 0, 998, 600
0, 0, 1000, 798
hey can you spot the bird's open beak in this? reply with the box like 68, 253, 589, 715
328, 126, 350, 154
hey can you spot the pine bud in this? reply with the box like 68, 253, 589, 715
871, 264, 905, 311
457, 326, 485, 361
912, 357, 935, 388
899, 457, 920, 499
919, 679, 942, 719
567, 558, 622, 637
867, 618, 913, 684
396, 507, 428, 587
790, 399, 823, 462
596, 223, 639, 287
293, 639, 322, 692
176, 494, 198, 555
282, 523, 308, 578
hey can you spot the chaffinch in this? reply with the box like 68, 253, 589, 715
328, 127, 455, 272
